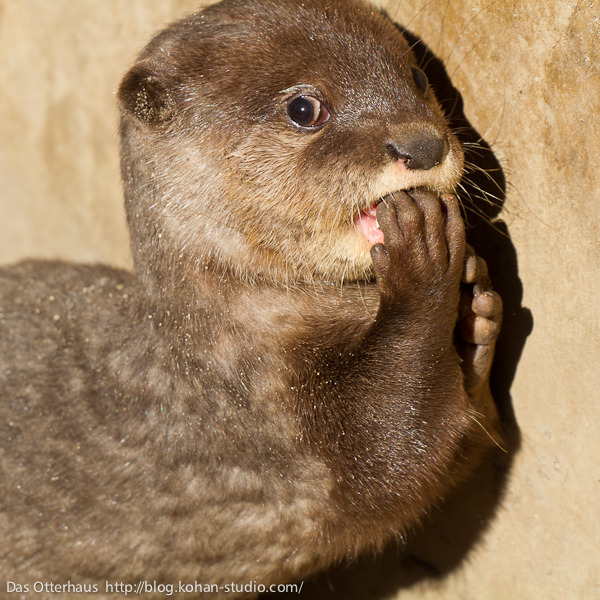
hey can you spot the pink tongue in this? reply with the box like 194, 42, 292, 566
354, 205, 384, 246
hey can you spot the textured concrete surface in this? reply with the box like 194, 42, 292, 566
1, 1, 598, 598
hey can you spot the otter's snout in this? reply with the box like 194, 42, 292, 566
386, 129, 448, 171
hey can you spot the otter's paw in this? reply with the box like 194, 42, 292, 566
457, 245, 502, 392
371, 189, 465, 311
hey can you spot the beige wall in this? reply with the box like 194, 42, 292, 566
389, 2, 600, 598
1, 1, 598, 598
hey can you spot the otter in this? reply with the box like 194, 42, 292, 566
0, 0, 502, 597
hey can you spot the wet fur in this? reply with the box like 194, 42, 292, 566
0, 0, 498, 596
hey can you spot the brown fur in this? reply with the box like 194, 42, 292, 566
0, 0, 499, 597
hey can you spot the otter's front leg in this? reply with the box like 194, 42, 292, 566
296, 189, 477, 526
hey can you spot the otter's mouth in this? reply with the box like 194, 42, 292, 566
354, 189, 408, 247
354, 202, 383, 247
354, 188, 445, 247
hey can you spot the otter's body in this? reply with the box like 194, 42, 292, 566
0, 0, 501, 597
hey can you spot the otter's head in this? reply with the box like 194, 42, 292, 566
118, 0, 463, 289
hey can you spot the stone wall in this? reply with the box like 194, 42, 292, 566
1, 1, 598, 598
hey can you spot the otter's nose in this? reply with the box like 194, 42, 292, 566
386, 130, 447, 171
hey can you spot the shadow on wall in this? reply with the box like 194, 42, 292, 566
269, 26, 533, 600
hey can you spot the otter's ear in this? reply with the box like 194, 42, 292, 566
117, 60, 176, 125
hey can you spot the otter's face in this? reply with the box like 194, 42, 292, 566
118, 0, 463, 284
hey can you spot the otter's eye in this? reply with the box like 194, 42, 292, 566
411, 67, 429, 94
287, 96, 330, 128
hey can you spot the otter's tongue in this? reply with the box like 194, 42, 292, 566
354, 205, 384, 246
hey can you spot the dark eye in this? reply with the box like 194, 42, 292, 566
287, 96, 330, 128
411, 67, 429, 94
